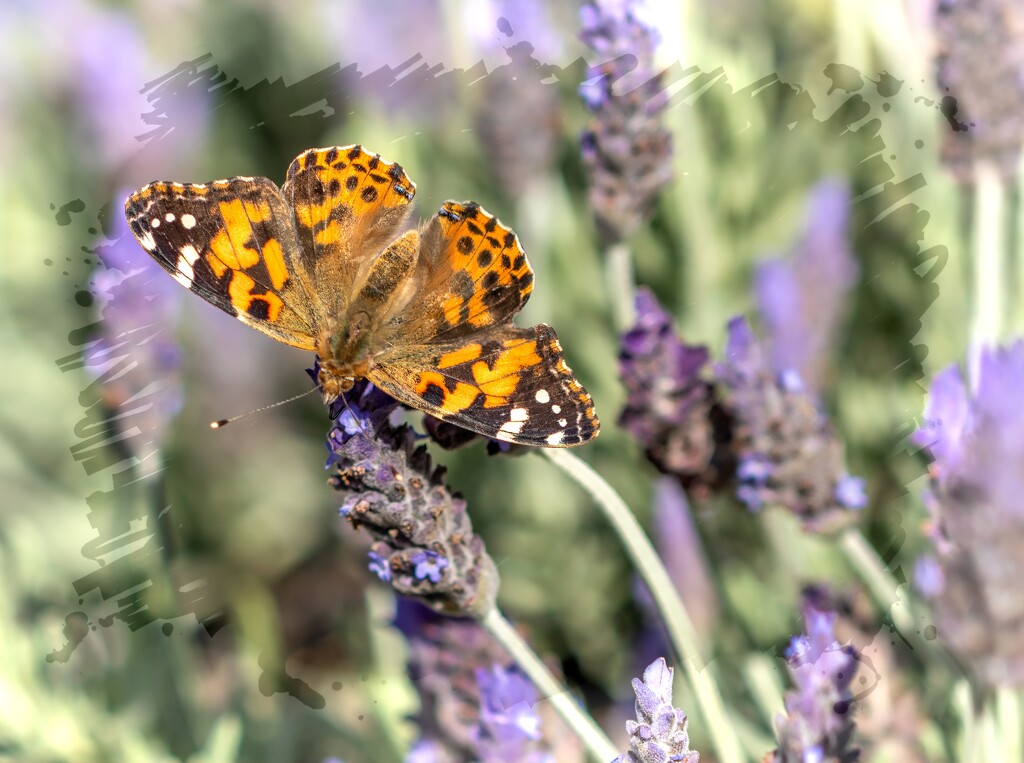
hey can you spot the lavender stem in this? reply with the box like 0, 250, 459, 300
542, 447, 745, 763
480, 607, 618, 762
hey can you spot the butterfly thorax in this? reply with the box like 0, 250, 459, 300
316, 311, 375, 404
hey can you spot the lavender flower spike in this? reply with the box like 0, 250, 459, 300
913, 342, 1024, 686
618, 289, 727, 496
326, 382, 499, 618
614, 657, 699, 763
717, 317, 866, 532
473, 664, 554, 763
579, 0, 673, 243
769, 601, 860, 763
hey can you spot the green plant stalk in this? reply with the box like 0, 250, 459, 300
970, 160, 1006, 376
542, 448, 745, 763
606, 241, 636, 331
481, 607, 619, 762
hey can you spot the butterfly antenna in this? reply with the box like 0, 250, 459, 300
210, 387, 317, 429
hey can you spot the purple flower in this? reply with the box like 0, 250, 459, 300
933, 0, 1024, 182
769, 601, 860, 763
367, 550, 391, 582
649, 477, 719, 639
472, 665, 553, 763
473, 13, 562, 198
85, 193, 184, 459
717, 317, 866, 532
412, 551, 449, 584
910, 364, 969, 477
396, 600, 521, 760
619, 289, 728, 496
613, 657, 700, 763
912, 342, 1024, 686
329, 415, 498, 618
755, 181, 858, 395
579, 0, 673, 243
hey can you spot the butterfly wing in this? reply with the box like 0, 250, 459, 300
368, 324, 600, 446
280, 145, 417, 317
124, 177, 319, 349
390, 201, 535, 344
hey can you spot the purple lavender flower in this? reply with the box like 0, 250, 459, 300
328, 414, 498, 618
717, 317, 866, 531
618, 289, 729, 496
933, 0, 1024, 182
755, 181, 858, 395
85, 193, 184, 460
396, 600, 519, 760
472, 664, 553, 763
650, 477, 719, 639
912, 343, 1024, 686
579, 0, 673, 243
769, 601, 860, 763
618, 298, 864, 528
367, 550, 391, 582
473, 28, 561, 199
613, 657, 700, 763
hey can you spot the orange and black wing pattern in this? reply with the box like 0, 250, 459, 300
371, 324, 599, 447
124, 176, 318, 350
281, 145, 416, 315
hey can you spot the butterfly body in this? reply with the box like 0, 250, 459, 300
125, 145, 599, 447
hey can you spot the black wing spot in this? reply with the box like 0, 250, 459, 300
501, 254, 511, 268
346, 175, 359, 191
513, 253, 526, 269
347, 146, 363, 160
247, 298, 271, 320
329, 178, 341, 195
477, 250, 492, 268
324, 147, 338, 164
369, 173, 387, 184
482, 271, 499, 289
361, 186, 378, 203
457, 236, 474, 255
504, 231, 515, 247
484, 217, 497, 233
368, 155, 380, 170
423, 383, 445, 406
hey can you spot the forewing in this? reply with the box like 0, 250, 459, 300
368, 324, 600, 447
281, 145, 416, 314
390, 201, 535, 344
124, 177, 318, 349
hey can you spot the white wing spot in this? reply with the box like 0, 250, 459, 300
140, 231, 157, 251
535, 389, 550, 404
546, 431, 564, 446
551, 405, 561, 414
151, 218, 160, 228
172, 263, 193, 288
165, 213, 175, 222
237, 176, 255, 181
499, 420, 525, 435
510, 407, 529, 422
558, 419, 567, 428
179, 243, 200, 265
181, 213, 196, 229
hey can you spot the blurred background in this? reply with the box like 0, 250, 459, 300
0, 0, 1006, 760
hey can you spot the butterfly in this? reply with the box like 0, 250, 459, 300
124, 145, 599, 446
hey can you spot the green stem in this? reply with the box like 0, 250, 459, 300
970, 160, 1006, 376
481, 607, 619, 762
606, 241, 636, 331
542, 448, 745, 763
